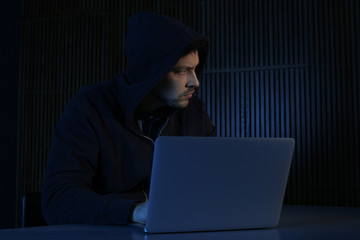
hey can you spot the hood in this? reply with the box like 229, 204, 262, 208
116, 11, 209, 118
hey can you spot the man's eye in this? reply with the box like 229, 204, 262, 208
174, 69, 187, 75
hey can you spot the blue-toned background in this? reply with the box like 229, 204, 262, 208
9, 0, 360, 227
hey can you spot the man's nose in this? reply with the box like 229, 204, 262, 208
187, 70, 200, 88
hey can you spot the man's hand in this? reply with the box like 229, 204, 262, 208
131, 201, 148, 224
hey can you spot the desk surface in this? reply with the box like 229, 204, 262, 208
1, 205, 360, 240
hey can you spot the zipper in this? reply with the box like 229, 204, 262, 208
135, 118, 169, 204
134, 118, 169, 145
142, 190, 149, 202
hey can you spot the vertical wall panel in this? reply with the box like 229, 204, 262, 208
17, 0, 360, 225
198, 0, 359, 206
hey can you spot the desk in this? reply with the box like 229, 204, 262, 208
1, 205, 360, 240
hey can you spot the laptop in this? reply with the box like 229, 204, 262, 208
140, 136, 295, 233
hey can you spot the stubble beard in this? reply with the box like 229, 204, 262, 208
152, 87, 196, 109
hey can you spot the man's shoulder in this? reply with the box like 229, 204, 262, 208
75, 78, 117, 100
64, 78, 125, 117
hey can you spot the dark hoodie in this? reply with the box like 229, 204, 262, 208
41, 12, 215, 225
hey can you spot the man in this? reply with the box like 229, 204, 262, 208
42, 11, 215, 225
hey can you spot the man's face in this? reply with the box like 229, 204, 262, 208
151, 51, 200, 109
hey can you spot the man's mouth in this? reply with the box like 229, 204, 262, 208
183, 90, 195, 98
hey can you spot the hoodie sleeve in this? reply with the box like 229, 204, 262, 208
41, 96, 135, 225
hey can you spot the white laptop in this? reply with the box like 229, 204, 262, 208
139, 136, 295, 233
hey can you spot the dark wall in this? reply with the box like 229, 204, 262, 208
0, 1, 21, 229
16, 0, 360, 226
